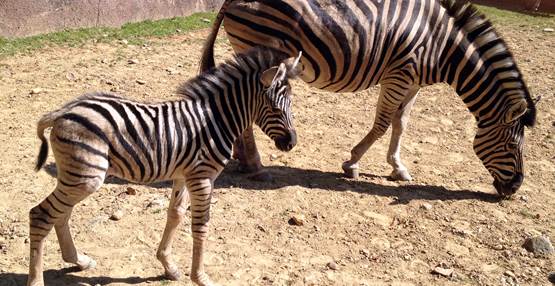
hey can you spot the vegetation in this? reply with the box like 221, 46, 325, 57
0, 12, 216, 57
0, 4, 553, 57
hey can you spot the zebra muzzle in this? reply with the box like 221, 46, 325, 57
275, 130, 297, 152
493, 173, 523, 197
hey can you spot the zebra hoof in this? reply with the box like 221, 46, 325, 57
342, 162, 360, 180
389, 169, 412, 181
77, 256, 96, 271
164, 267, 182, 281
248, 170, 273, 182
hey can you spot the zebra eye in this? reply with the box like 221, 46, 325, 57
506, 141, 518, 150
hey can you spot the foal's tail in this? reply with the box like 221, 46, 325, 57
35, 111, 61, 171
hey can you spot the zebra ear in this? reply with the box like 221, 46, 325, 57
284, 51, 304, 78
261, 63, 287, 88
505, 99, 528, 123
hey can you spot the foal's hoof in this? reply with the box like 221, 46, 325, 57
164, 267, 182, 281
342, 162, 360, 180
389, 169, 412, 181
77, 256, 96, 271
248, 170, 273, 182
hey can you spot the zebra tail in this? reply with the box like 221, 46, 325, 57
199, 0, 236, 72
35, 112, 58, 171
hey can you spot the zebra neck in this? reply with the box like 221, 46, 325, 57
439, 32, 526, 126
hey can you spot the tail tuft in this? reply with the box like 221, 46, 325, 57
35, 139, 48, 171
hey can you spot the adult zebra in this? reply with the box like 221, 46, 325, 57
200, 0, 538, 196
28, 48, 302, 286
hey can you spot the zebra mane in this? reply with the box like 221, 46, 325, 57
440, 0, 536, 127
178, 47, 287, 98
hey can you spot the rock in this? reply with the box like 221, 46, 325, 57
147, 197, 168, 209
548, 272, 555, 283
110, 209, 124, 221
120, 39, 129, 45
420, 203, 433, 210
128, 58, 139, 64
125, 187, 137, 195
543, 28, 554, 33
432, 266, 454, 277
269, 154, 279, 161
522, 236, 554, 256
201, 18, 211, 23
504, 270, 516, 278
360, 248, 370, 257
30, 88, 44, 95
65, 72, 77, 81
165, 67, 178, 75
289, 214, 305, 226
136, 79, 146, 85
326, 261, 338, 270
362, 211, 391, 227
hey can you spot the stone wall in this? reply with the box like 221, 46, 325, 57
0, 0, 224, 38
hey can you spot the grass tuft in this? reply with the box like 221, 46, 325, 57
0, 12, 215, 57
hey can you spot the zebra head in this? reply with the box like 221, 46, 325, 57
256, 52, 303, 152
474, 97, 537, 197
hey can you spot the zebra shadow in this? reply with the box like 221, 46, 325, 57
215, 163, 502, 204
0, 267, 165, 286
43, 162, 501, 203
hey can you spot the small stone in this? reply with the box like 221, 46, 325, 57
165, 68, 177, 75
432, 266, 454, 277
128, 59, 139, 65
269, 154, 279, 161
360, 248, 370, 257
110, 209, 124, 221
136, 79, 146, 85
548, 272, 555, 283
65, 72, 77, 81
518, 195, 529, 202
147, 197, 168, 209
289, 214, 305, 226
120, 39, 129, 45
504, 270, 516, 278
176, 29, 182, 33
523, 236, 554, 256
210, 196, 219, 204
125, 187, 137, 195
201, 18, 211, 23
420, 203, 433, 210
543, 28, 554, 32
24, 237, 29, 244
30, 88, 44, 95
256, 225, 266, 233
326, 261, 338, 270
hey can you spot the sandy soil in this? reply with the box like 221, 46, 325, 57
0, 22, 553, 286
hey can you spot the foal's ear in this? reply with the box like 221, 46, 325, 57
504, 99, 528, 123
283, 51, 304, 78
261, 63, 287, 88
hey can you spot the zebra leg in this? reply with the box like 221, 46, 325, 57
233, 126, 272, 181
27, 182, 97, 286
157, 179, 189, 280
342, 86, 403, 179
387, 88, 420, 181
54, 208, 97, 270
186, 177, 216, 286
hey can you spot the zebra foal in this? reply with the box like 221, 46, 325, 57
28, 48, 302, 286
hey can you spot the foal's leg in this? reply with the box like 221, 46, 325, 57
55, 208, 97, 270
27, 179, 100, 286
342, 84, 414, 179
186, 177, 216, 286
387, 88, 419, 181
157, 179, 189, 280
232, 126, 270, 181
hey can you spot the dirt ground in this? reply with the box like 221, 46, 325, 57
0, 21, 554, 286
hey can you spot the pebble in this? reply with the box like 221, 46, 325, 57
136, 79, 146, 85
201, 18, 211, 23
128, 58, 139, 65
543, 28, 554, 32
326, 261, 338, 270
120, 39, 129, 45
125, 187, 137, 195
522, 235, 554, 256
432, 266, 454, 277
30, 88, 44, 95
420, 203, 433, 210
504, 270, 516, 278
289, 214, 305, 226
165, 68, 178, 75
269, 154, 279, 161
110, 209, 124, 221
147, 197, 168, 209
548, 272, 555, 283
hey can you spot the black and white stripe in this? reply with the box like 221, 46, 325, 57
200, 0, 537, 195
27, 47, 302, 286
